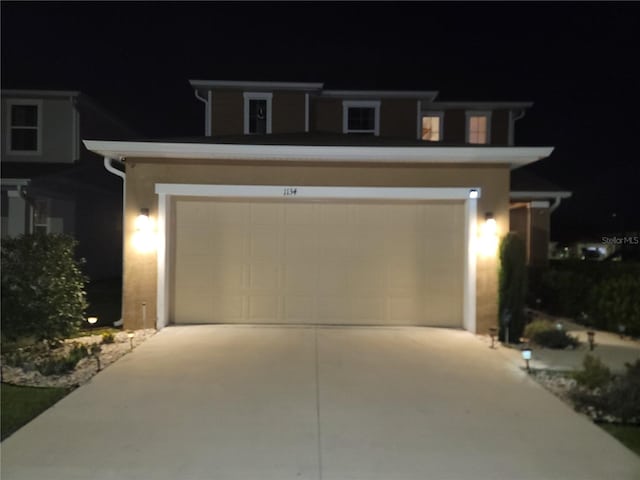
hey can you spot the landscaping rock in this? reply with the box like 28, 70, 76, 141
1, 329, 155, 388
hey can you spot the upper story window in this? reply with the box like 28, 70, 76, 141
421, 112, 443, 141
243, 92, 272, 134
466, 111, 491, 144
342, 100, 380, 136
7, 99, 42, 154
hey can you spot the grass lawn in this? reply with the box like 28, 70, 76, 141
600, 424, 640, 456
1, 383, 71, 441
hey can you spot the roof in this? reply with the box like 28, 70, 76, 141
510, 169, 572, 199
83, 136, 553, 168
1, 89, 81, 98
189, 80, 324, 91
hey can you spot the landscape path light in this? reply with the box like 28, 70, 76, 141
128, 331, 135, 350
489, 327, 498, 349
587, 331, 595, 351
90, 343, 102, 371
618, 324, 626, 339
87, 316, 98, 326
521, 347, 532, 373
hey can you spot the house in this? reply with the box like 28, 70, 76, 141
1, 89, 136, 280
509, 169, 572, 266
84, 80, 554, 334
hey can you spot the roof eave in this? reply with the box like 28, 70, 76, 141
84, 140, 553, 168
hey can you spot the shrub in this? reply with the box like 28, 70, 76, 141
499, 233, 527, 343
590, 274, 640, 336
523, 319, 580, 349
101, 332, 115, 344
607, 360, 640, 423
1, 234, 88, 341
35, 343, 89, 376
572, 355, 612, 390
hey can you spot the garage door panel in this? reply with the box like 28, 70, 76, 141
248, 263, 280, 290
173, 198, 465, 327
248, 295, 279, 321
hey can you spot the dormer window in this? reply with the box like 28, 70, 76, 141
466, 111, 491, 144
243, 92, 272, 134
7, 99, 42, 154
342, 100, 380, 136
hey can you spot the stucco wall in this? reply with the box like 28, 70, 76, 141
122, 160, 509, 333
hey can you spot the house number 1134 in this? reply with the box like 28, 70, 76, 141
283, 187, 298, 196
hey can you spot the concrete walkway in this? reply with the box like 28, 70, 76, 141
492, 318, 640, 373
2, 325, 639, 479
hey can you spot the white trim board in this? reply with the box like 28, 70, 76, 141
84, 140, 554, 167
154, 184, 479, 333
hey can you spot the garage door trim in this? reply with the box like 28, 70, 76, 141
155, 184, 479, 332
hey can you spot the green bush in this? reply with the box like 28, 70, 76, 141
570, 359, 640, 424
1, 234, 88, 341
528, 262, 640, 337
590, 274, 640, 336
35, 343, 89, 376
101, 332, 115, 344
499, 233, 527, 343
523, 318, 580, 349
523, 319, 554, 340
572, 355, 612, 390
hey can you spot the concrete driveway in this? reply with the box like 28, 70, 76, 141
2, 326, 639, 479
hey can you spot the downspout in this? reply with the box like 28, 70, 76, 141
104, 157, 126, 326
549, 196, 564, 214
508, 109, 526, 146
194, 88, 211, 136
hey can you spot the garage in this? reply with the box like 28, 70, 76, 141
170, 194, 465, 327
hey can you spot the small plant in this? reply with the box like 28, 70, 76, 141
35, 342, 89, 376
572, 355, 612, 390
523, 319, 580, 349
101, 332, 115, 344
607, 360, 640, 423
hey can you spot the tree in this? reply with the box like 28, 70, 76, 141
1, 234, 88, 341
498, 233, 527, 343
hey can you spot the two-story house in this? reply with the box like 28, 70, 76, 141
1, 89, 136, 280
85, 80, 556, 335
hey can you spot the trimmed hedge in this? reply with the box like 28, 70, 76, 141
1, 234, 88, 341
528, 261, 640, 337
499, 233, 527, 343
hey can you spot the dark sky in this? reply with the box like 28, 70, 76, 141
2, 2, 639, 240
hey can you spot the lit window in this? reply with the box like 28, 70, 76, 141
8, 100, 41, 153
243, 92, 272, 134
421, 114, 442, 141
466, 112, 491, 144
343, 100, 380, 135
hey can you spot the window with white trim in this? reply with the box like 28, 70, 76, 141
342, 100, 380, 135
421, 113, 443, 141
32, 198, 51, 234
243, 92, 272, 134
466, 111, 491, 144
7, 100, 42, 154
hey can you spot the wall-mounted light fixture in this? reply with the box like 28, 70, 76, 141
478, 212, 499, 257
469, 189, 479, 199
133, 207, 156, 253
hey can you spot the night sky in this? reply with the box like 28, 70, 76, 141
2, 2, 639, 241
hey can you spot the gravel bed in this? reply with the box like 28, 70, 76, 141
1, 329, 155, 388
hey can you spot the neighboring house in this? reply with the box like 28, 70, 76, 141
85, 80, 554, 334
1, 90, 135, 280
509, 169, 572, 266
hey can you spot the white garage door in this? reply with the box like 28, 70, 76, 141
171, 198, 465, 326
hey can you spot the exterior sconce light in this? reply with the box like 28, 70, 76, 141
87, 316, 98, 326
469, 189, 479, 199
479, 212, 499, 257
489, 327, 498, 349
587, 331, 595, 351
133, 207, 156, 253
521, 348, 532, 373
128, 331, 135, 350
618, 324, 626, 339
